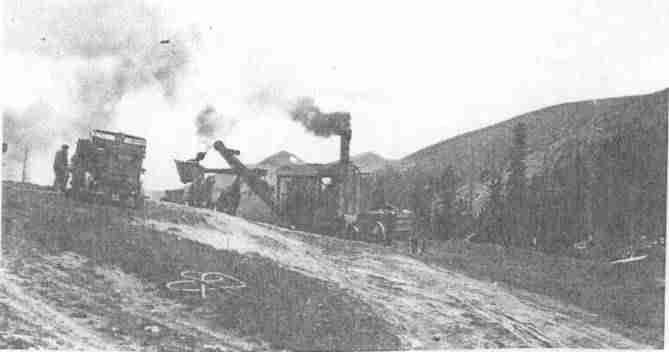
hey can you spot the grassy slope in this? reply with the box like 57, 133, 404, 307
409, 239, 665, 348
2, 182, 401, 351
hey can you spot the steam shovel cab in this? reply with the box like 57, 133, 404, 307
276, 162, 415, 244
70, 129, 147, 209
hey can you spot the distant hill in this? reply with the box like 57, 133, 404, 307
256, 150, 396, 173
400, 88, 668, 182
350, 152, 397, 173
242, 150, 307, 222
256, 150, 305, 169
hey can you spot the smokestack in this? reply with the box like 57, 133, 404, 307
340, 129, 351, 164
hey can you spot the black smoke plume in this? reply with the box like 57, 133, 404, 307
289, 97, 351, 137
195, 106, 238, 146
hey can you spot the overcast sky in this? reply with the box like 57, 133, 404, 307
2, 0, 669, 189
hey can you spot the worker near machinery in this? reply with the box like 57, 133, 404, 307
203, 176, 216, 209
53, 144, 69, 193
215, 176, 241, 215
214, 186, 226, 212
187, 151, 207, 207
227, 176, 241, 215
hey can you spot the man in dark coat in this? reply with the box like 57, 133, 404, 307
186, 152, 207, 207
226, 176, 242, 215
53, 144, 69, 193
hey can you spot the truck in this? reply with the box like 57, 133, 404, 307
69, 129, 147, 209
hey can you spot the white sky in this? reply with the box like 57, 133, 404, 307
2, 0, 669, 189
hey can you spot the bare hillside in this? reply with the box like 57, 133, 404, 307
401, 88, 667, 179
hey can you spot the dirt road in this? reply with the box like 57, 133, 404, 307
145, 207, 650, 349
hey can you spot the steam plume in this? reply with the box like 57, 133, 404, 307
2, 104, 62, 180
5, 0, 198, 137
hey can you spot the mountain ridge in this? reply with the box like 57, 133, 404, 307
255, 150, 305, 169
399, 88, 668, 180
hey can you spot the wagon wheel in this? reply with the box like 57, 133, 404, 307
368, 221, 387, 244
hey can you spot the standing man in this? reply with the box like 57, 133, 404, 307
203, 176, 216, 209
227, 176, 241, 215
53, 144, 69, 193
187, 152, 207, 207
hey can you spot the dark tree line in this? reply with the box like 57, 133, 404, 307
478, 120, 665, 258
373, 163, 471, 241
372, 118, 666, 259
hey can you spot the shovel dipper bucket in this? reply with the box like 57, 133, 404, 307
175, 160, 204, 184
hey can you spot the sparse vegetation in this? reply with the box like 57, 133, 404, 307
415, 238, 665, 347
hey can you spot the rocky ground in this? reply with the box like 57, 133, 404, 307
0, 181, 662, 350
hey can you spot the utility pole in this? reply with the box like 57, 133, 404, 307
1, 142, 4, 263
469, 139, 475, 215
21, 147, 29, 183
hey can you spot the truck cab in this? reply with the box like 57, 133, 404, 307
70, 130, 147, 208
